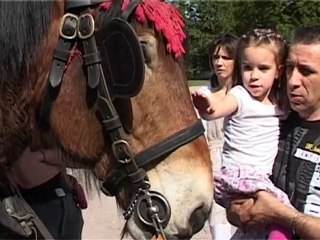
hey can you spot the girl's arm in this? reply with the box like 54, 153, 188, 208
191, 90, 238, 120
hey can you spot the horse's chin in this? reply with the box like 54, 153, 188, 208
126, 218, 193, 240
125, 219, 153, 240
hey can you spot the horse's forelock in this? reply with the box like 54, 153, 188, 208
135, 0, 186, 58
99, 0, 186, 58
0, 1, 54, 83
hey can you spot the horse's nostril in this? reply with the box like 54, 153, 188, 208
173, 205, 209, 239
189, 205, 209, 234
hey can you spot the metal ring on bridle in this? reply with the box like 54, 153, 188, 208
136, 190, 171, 228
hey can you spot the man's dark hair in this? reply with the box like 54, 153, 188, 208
291, 26, 320, 45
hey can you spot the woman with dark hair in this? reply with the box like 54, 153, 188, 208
208, 33, 239, 91
205, 33, 239, 239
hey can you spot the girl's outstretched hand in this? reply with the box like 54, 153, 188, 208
191, 88, 214, 114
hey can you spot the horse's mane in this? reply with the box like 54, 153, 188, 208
0, 1, 54, 83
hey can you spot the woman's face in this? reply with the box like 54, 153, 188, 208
212, 46, 235, 82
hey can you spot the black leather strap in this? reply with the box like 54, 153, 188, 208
101, 120, 205, 196
98, 58, 148, 195
81, 40, 101, 90
38, 13, 78, 129
0, 186, 54, 239
120, 0, 140, 20
78, 13, 101, 89
50, 13, 78, 87
49, 43, 73, 87
102, 116, 122, 132
134, 119, 205, 166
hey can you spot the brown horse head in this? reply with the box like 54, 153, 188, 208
0, 0, 213, 239
0, 1, 106, 165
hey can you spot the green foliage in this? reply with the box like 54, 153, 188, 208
170, 0, 320, 78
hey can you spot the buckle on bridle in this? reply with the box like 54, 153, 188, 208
78, 13, 95, 39
59, 13, 78, 40
112, 140, 134, 164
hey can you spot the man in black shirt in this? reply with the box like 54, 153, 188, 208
10, 147, 84, 239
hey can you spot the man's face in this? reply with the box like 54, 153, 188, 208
286, 43, 320, 120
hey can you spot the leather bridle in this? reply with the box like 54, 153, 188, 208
37, 0, 205, 238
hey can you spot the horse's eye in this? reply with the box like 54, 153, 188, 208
139, 34, 158, 70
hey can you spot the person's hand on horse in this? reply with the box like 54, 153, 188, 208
191, 89, 214, 114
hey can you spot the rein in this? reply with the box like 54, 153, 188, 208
36, 0, 205, 238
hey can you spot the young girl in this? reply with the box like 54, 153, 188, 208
192, 28, 291, 239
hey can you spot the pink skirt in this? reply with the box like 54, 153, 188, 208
214, 165, 291, 208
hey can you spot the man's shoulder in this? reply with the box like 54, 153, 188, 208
280, 111, 300, 137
